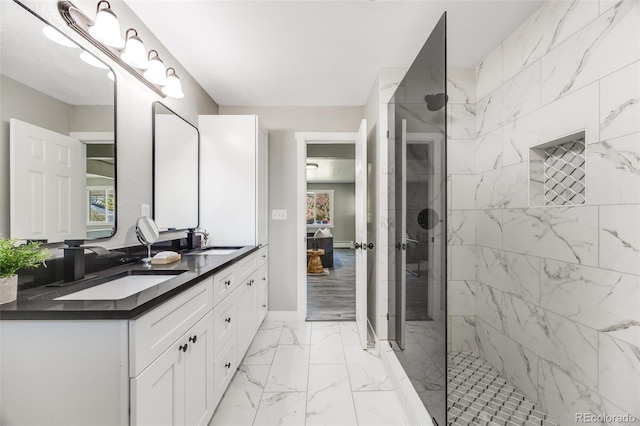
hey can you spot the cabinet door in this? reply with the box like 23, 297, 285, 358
256, 123, 269, 247
245, 273, 258, 337
256, 264, 269, 326
131, 341, 185, 426
236, 283, 249, 363
184, 312, 215, 426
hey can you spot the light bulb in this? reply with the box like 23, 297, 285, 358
162, 68, 184, 99
80, 51, 109, 69
143, 50, 166, 85
121, 29, 149, 69
42, 26, 78, 48
88, 1, 125, 49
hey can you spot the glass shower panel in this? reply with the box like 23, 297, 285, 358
389, 13, 447, 425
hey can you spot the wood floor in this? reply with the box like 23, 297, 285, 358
306, 249, 355, 321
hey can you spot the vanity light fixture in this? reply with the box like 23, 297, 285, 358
42, 25, 78, 48
162, 68, 184, 99
80, 50, 109, 69
121, 29, 148, 70
88, 1, 124, 49
306, 163, 319, 170
144, 50, 167, 86
58, 0, 185, 99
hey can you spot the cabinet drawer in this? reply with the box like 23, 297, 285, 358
213, 291, 237, 357
213, 339, 237, 407
236, 252, 258, 284
212, 264, 237, 306
257, 246, 268, 266
129, 279, 213, 377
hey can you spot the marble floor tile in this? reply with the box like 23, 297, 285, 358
259, 321, 284, 331
279, 321, 311, 345
253, 392, 307, 426
352, 391, 410, 426
264, 344, 310, 392
338, 321, 362, 346
309, 326, 344, 364
344, 345, 394, 391
242, 328, 283, 365
209, 365, 269, 426
306, 364, 358, 426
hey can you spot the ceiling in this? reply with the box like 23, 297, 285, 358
125, 0, 543, 106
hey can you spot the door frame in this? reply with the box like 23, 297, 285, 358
294, 131, 358, 322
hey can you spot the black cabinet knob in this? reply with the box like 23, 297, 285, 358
224, 280, 231, 286
225, 317, 231, 323
248, 280, 252, 286
224, 362, 231, 368
189, 335, 197, 344
179, 343, 188, 352
262, 277, 266, 281
262, 304, 266, 308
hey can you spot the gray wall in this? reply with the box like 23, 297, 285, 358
220, 106, 364, 311
0, 75, 75, 237
307, 183, 355, 243
5, 0, 218, 252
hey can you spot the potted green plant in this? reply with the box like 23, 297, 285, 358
0, 239, 49, 304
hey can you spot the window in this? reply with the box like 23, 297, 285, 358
306, 190, 334, 228
87, 186, 115, 225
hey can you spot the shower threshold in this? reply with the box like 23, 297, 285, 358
448, 352, 559, 426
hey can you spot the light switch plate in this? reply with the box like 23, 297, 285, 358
141, 204, 150, 217
272, 209, 287, 220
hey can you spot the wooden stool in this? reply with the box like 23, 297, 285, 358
306, 249, 325, 274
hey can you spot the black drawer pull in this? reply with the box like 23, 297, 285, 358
262, 304, 266, 308
247, 279, 253, 286
262, 277, 266, 281
179, 343, 188, 352
224, 362, 231, 368
224, 280, 231, 286
189, 335, 197, 344
225, 317, 231, 323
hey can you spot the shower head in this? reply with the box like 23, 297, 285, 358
424, 93, 448, 111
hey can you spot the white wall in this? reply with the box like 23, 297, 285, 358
219, 106, 364, 311
469, 1, 639, 424
8, 0, 218, 253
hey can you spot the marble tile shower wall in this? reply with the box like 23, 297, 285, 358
470, 1, 640, 425
447, 67, 478, 354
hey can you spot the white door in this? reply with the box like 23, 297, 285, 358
10, 118, 85, 241
355, 119, 368, 349
184, 314, 214, 426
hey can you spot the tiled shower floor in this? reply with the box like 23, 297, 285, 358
448, 352, 559, 426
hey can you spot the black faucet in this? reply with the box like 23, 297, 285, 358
63, 240, 111, 282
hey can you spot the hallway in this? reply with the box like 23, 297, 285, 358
306, 249, 356, 321
209, 321, 408, 426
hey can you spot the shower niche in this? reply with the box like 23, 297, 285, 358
529, 130, 586, 206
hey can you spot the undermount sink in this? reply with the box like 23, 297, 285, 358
188, 246, 243, 256
54, 270, 187, 301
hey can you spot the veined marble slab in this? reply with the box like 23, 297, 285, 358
476, 162, 529, 209
448, 210, 475, 246
503, 206, 598, 266
600, 61, 640, 141
588, 133, 640, 205
476, 127, 503, 172
476, 209, 503, 250
477, 247, 541, 304
599, 204, 640, 275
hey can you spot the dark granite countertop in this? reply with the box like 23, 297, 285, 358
0, 246, 259, 320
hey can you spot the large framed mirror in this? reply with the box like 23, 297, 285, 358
152, 102, 199, 232
1, 0, 116, 243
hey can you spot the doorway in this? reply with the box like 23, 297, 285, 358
295, 121, 369, 349
306, 144, 356, 321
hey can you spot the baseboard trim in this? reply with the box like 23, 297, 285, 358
265, 310, 305, 322
380, 340, 435, 426
334, 241, 354, 249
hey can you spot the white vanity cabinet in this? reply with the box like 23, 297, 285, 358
131, 311, 214, 426
199, 115, 269, 247
129, 279, 215, 426
0, 251, 268, 426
